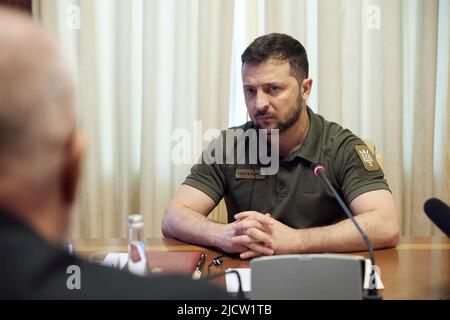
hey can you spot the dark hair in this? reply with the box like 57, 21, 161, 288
241, 33, 309, 81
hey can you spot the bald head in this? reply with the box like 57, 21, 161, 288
0, 7, 76, 186
0, 8, 83, 242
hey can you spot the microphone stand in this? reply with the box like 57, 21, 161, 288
311, 163, 381, 300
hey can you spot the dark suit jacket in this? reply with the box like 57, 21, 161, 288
0, 211, 231, 300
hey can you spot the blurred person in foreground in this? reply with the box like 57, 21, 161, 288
0, 7, 229, 300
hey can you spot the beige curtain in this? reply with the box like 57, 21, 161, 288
33, 0, 449, 238
33, 0, 234, 238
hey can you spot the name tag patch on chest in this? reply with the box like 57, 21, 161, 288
235, 168, 266, 180
355, 144, 380, 172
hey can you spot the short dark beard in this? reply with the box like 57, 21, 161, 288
252, 93, 304, 133
276, 96, 303, 133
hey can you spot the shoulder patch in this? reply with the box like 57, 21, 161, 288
354, 144, 380, 172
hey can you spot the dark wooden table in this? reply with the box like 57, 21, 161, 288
74, 236, 450, 300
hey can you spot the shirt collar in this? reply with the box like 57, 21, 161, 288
282, 106, 322, 163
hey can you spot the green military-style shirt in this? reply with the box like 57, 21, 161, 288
184, 107, 390, 228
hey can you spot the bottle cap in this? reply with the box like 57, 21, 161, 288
128, 214, 144, 228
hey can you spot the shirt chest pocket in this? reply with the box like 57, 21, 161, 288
222, 165, 257, 195
222, 166, 259, 212
296, 170, 321, 193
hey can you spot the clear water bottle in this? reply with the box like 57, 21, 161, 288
127, 214, 149, 276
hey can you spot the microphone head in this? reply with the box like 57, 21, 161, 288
311, 163, 325, 177
424, 198, 450, 237
307, 161, 325, 175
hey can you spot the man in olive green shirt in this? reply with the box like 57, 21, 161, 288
162, 33, 399, 259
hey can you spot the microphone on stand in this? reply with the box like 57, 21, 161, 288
310, 162, 380, 299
